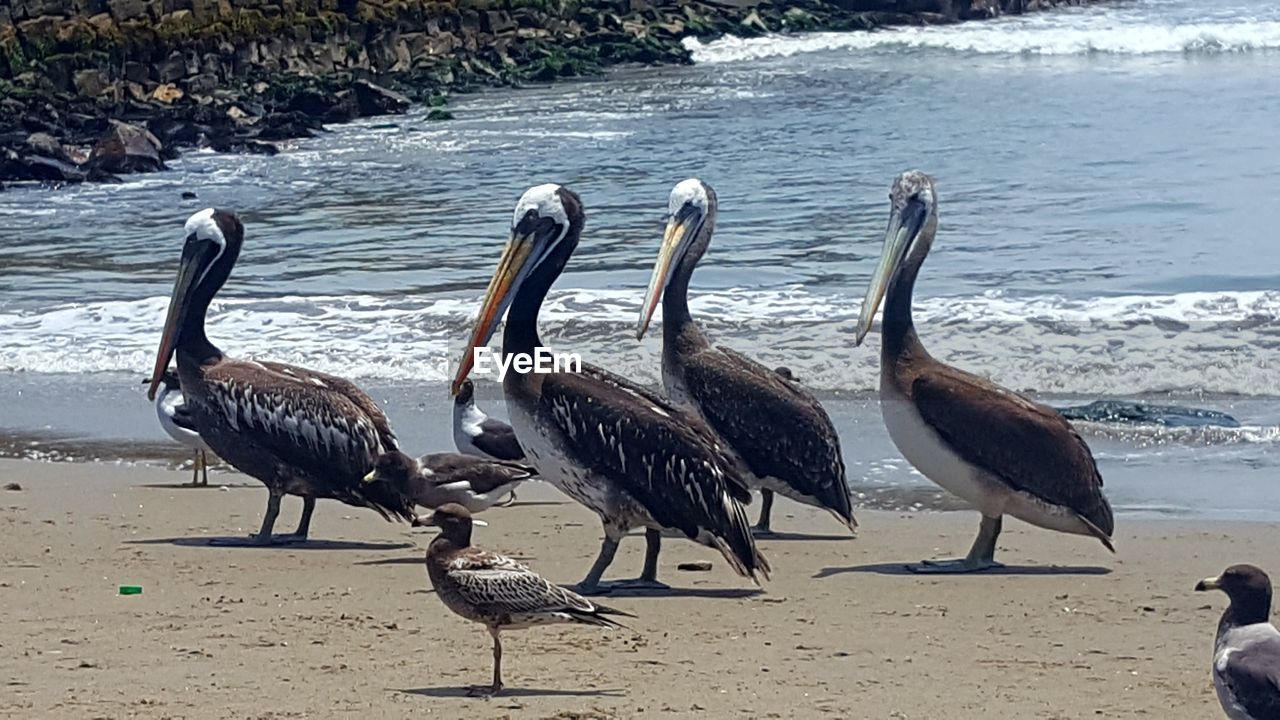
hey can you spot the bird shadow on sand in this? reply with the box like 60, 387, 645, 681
753, 531, 857, 542
583, 585, 764, 600
815, 562, 1112, 578
125, 537, 414, 551
395, 686, 625, 699
355, 556, 425, 566
137, 482, 258, 490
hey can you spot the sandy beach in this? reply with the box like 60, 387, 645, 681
0, 457, 1272, 719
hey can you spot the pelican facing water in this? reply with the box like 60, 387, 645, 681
146, 209, 414, 544
636, 179, 856, 536
853, 172, 1114, 572
452, 184, 768, 594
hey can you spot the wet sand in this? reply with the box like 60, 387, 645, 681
0, 458, 1271, 719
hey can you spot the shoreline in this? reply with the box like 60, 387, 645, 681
0, 0, 1101, 187
0, 457, 1263, 718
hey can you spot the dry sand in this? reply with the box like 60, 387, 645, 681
0, 458, 1274, 719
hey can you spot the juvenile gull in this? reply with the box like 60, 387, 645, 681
421, 503, 633, 696
1196, 564, 1280, 719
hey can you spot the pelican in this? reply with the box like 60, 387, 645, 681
452, 184, 769, 594
1196, 565, 1280, 719
636, 179, 856, 536
146, 208, 414, 545
852, 172, 1114, 572
148, 369, 213, 486
421, 504, 633, 696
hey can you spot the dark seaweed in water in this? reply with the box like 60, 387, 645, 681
1055, 401, 1240, 428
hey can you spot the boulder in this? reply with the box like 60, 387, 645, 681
73, 69, 110, 97
25, 132, 76, 165
107, 0, 148, 21
89, 120, 166, 174
352, 79, 410, 116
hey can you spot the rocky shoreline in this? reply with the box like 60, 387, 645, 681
0, 0, 1095, 187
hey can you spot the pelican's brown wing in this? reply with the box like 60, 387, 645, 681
679, 345, 854, 527
203, 359, 411, 519
911, 365, 1114, 543
529, 364, 767, 580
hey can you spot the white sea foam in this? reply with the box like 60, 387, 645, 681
684, 11, 1280, 62
2, 288, 1278, 396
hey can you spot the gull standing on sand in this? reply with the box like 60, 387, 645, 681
851, 172, 1114, 572
420, 503, 633, 696
1196, 565, 1280, 719
451, 184, 769, 594
362, 450, 533, 514
636, 179, 856, 536
145, 209, 414, 544
148, 368, 214, 486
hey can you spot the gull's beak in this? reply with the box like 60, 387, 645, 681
853, 199, 926, 346
1195, 577, 1220, 592
452, 228, 538, 395
473, 518, 489, 527
147, 235, 220, 400
637, 205, 698, 340
361, 470, 378, 485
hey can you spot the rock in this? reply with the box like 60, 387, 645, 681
677, 560, 714, 572
106, 0, 148, 21
151, 84, 184, 104
25, 132, 75, 164
352, 79, 410, 116
89, 120, 166, 174
73, 70, 109, 97
3, 482, 20, 491
181, 191, 197, 199
426, 108, 454, 121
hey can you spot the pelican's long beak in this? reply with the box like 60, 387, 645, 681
853, 200, 926, 346
1195, 576, 1220, 592
147, 238, 219, 400
637, 206, 697, 340
452, 228, 538, 395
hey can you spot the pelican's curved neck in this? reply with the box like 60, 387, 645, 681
881, 253, 924, 362
503, 234, 575, 357
177, 261, 232, 368
662, 247, 710, 356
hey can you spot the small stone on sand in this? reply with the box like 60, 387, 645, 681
677, 560, 713, 572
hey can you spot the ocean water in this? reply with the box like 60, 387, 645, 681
2, 0, 1278, 519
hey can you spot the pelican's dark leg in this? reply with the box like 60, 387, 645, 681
211, 488, 307, 546
574, 524, 622, 595
199, 450, 209, 486
608, 528, 671, 593
752, 489, 776, 537
287, 496, 315, 541
909, 515, 1005, 574
468, 628, 504, 696
189, 451, 201, 487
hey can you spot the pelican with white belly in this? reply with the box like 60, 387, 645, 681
146, 208, 415, 544
852, 171, 1114, 572
452, 184, 768, 594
